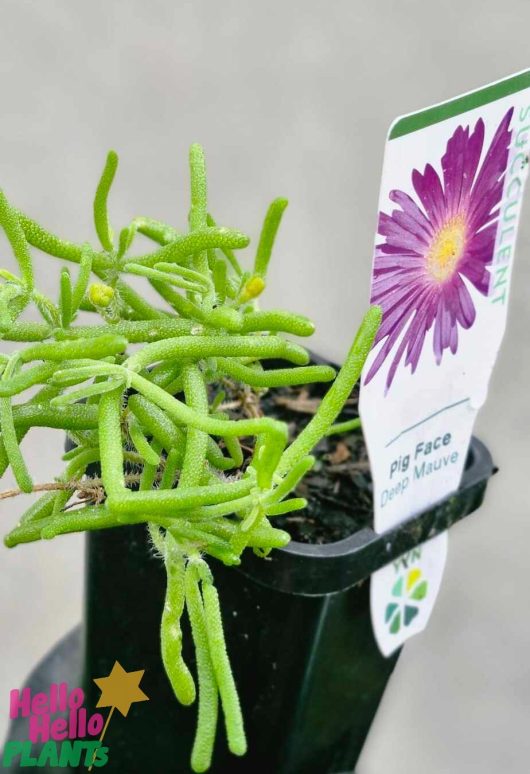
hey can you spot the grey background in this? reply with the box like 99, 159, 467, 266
0, 1, 529, 771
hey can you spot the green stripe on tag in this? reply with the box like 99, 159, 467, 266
389, 69, 530, 140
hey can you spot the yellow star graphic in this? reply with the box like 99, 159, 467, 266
93, 660, 149, 717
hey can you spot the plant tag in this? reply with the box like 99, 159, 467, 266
360, 70, 530, 656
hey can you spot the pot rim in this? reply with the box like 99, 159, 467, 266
236, 436, 493, 596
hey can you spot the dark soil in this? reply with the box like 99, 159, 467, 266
263, 379, 374, 544
216, 358, 374, 545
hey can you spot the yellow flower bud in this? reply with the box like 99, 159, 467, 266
240, 275, 265, 303
88, 283, 115, 308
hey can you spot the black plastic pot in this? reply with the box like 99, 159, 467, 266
4, 437, 493, 773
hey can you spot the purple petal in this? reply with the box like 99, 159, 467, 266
442, 119, 485, 215
468, 108, 513, 228
389, 190, 435, 239
412, 164, 446, 229
452, 274, 476, 328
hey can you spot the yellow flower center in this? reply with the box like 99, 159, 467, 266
426, 215, 466, 283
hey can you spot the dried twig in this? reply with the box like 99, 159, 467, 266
0, 471, 158, 502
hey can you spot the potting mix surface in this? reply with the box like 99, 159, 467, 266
214, 367, 374, 544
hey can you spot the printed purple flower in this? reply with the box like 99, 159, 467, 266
366, 108, 513, 390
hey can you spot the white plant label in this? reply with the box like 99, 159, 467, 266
360, 70, 530, 656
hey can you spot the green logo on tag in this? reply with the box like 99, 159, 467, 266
385, 568, 428, 634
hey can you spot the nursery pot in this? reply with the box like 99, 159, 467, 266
3, 436, 494, 773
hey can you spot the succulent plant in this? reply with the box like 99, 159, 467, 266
0, 145, 380, 771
